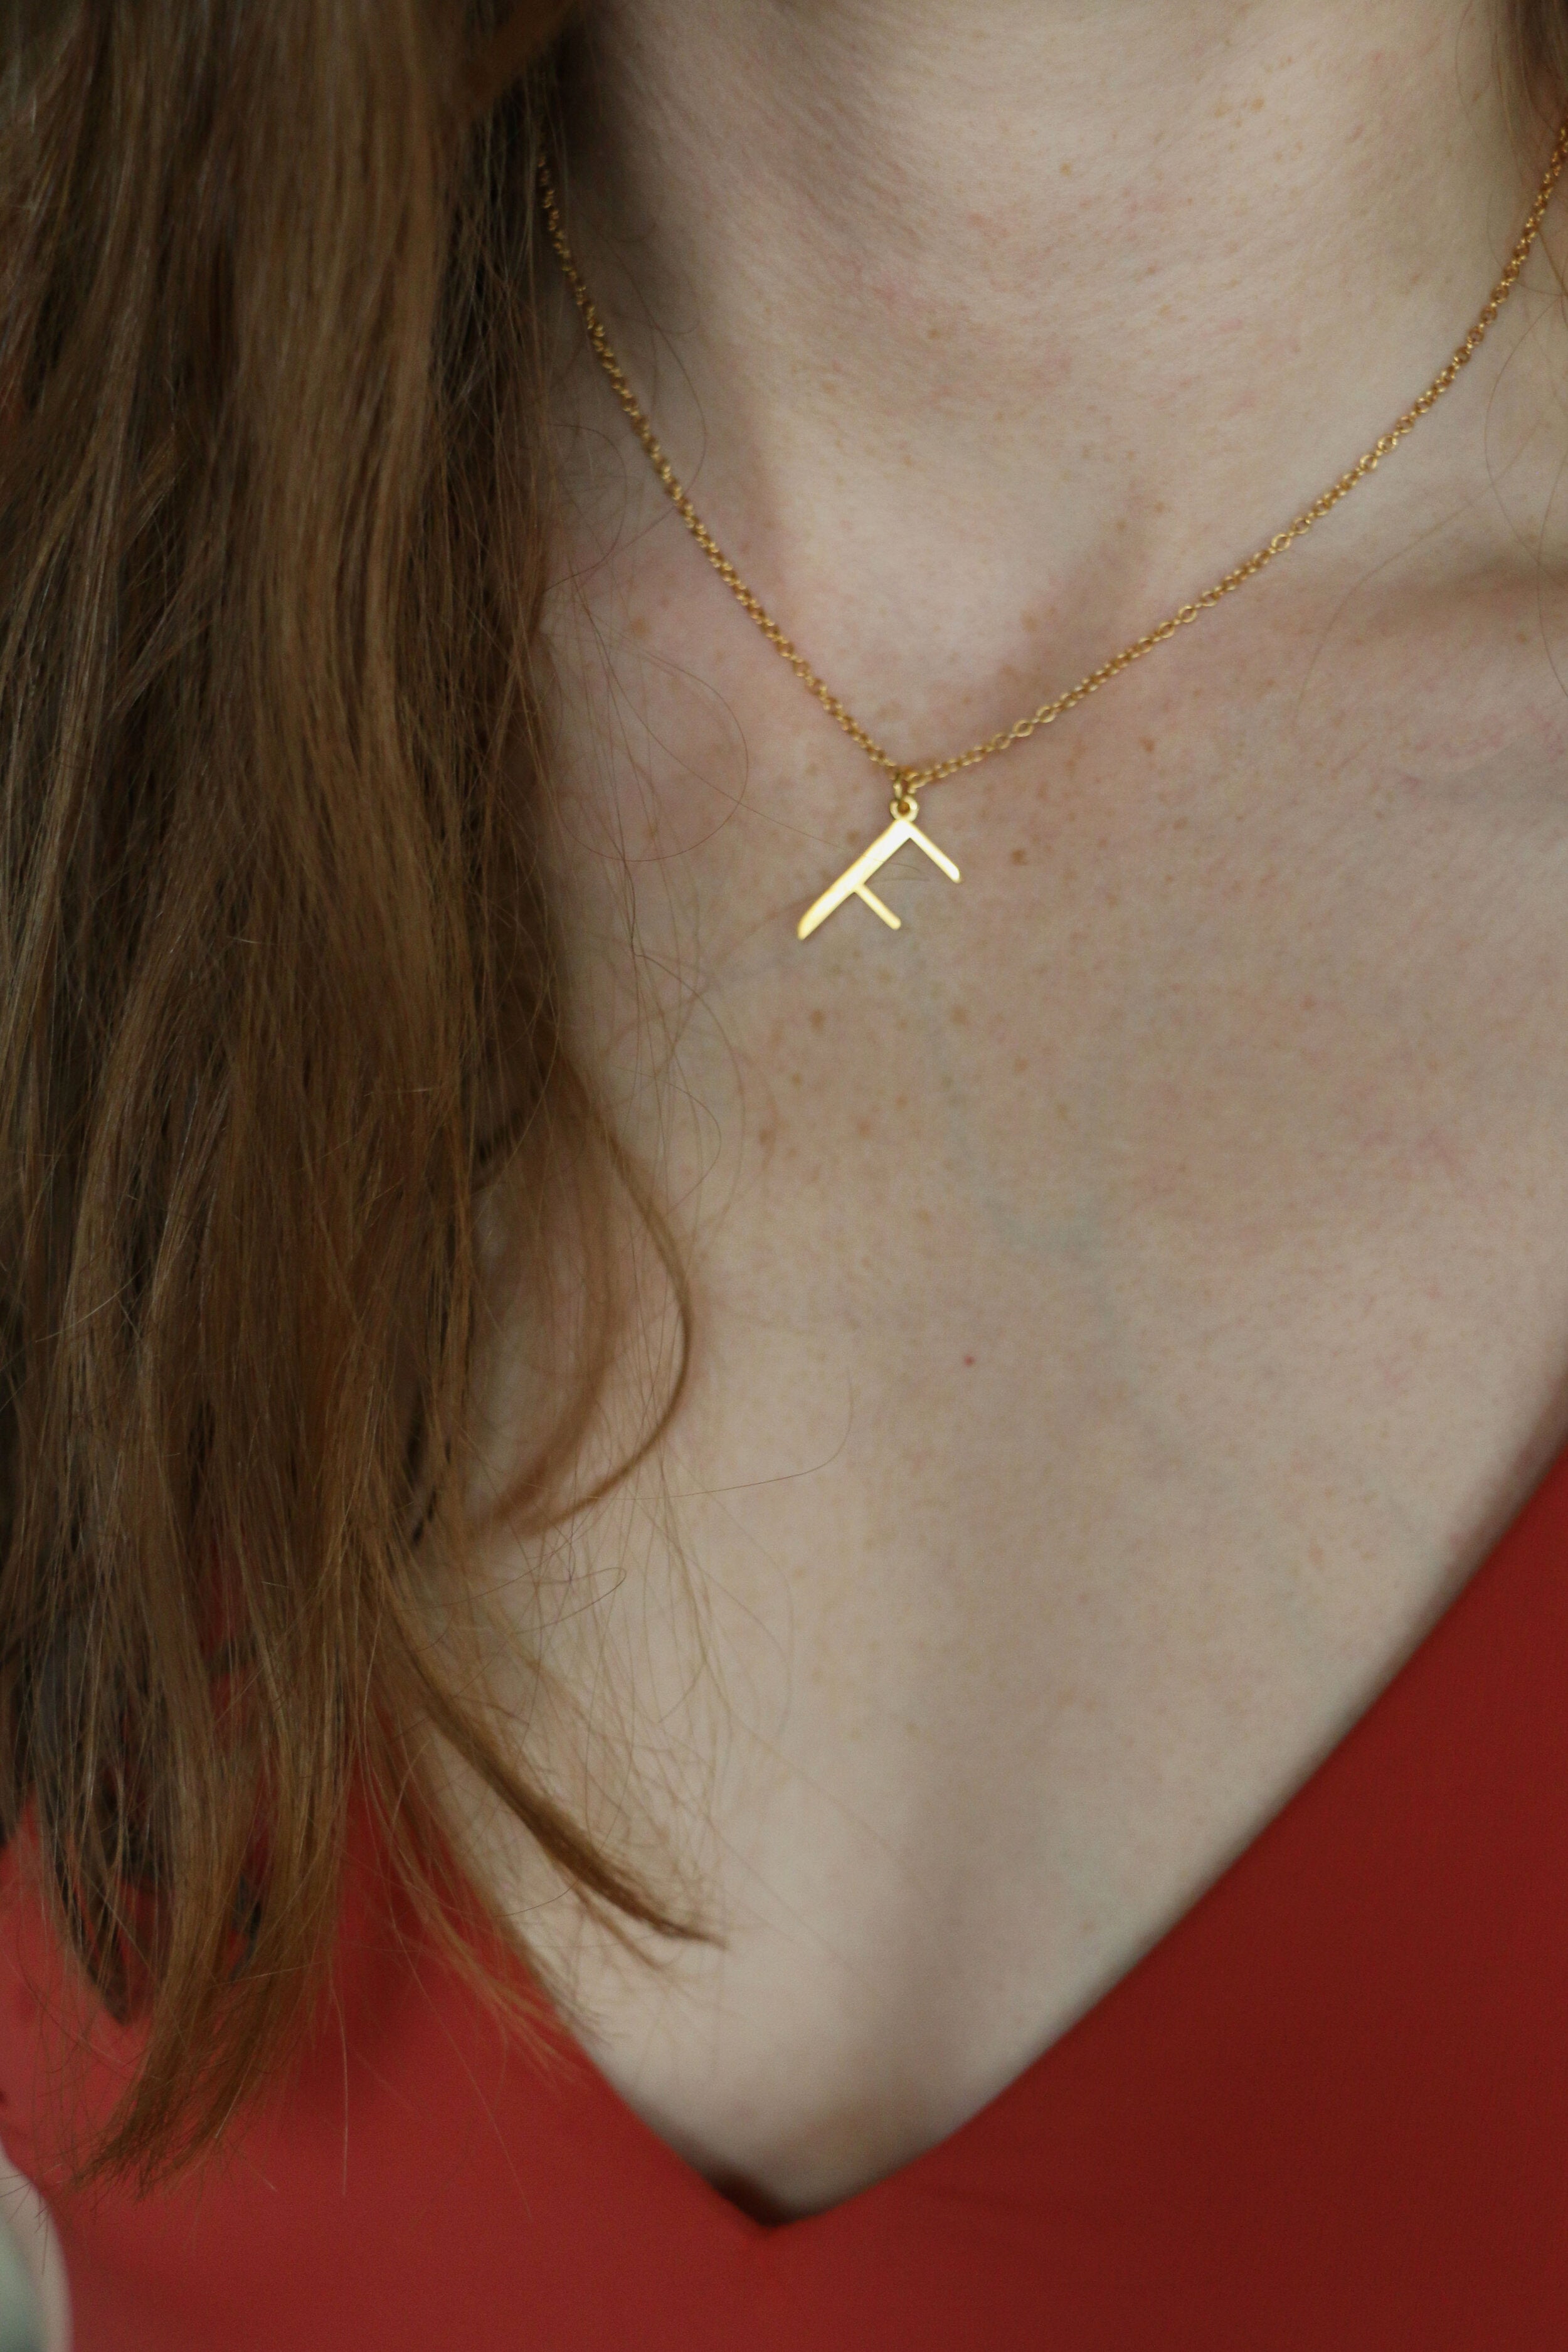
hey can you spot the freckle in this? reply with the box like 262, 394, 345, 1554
855, 1114, 874, 1138
809, 1008, 826, 1032
1060, 160, 1073, 176
630, 615, 650, 640
1140, 736, 1155, 755
790, 1071, 802, 1087
757, 1125, 776, 1150
894, 1093, 908, 1109
951, 1004, 969, 1026
963, 1354, 977, 1367
1010, 847, 1027, 866
1014, 1056, 1028, 1075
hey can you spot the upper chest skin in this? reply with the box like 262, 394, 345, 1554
464, 506, 1568, 2218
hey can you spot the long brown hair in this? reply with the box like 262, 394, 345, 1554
0, 0, 1561, 2188
0, 0, 689, 2187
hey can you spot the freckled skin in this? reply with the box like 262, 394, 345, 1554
469, 0, 1568, 2223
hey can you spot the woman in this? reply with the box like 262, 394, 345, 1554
1, 0, 1566, 2343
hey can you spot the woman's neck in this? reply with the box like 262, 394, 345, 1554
558, 0, 1560, 721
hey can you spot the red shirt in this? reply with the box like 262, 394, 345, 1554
3, 1443, 1567, 2349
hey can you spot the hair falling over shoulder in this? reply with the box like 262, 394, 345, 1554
0, 0, 689, 2188
0, 0, 1562, 2188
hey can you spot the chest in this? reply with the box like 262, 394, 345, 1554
470, 564, 1568, 2217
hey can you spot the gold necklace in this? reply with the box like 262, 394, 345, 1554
539, 130, 1568, 943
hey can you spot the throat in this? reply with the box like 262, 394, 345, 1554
560, 0, 1539, 605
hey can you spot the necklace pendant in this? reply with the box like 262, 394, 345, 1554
797, 805, 961, 941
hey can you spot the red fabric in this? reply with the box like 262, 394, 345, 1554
3, 1448, 1567, 2349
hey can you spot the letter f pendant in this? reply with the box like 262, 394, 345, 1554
797, 797, 960, 941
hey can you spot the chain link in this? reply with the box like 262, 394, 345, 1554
540, 122, 1568, 795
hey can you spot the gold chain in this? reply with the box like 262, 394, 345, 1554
540, 127, 1568, 799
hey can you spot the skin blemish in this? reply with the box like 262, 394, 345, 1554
963, 1355, 977, 1367
809, 1008, 827, 1032
1010, 847, 1027, 866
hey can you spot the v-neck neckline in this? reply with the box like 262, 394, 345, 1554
532, 1424, 1568, 2241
